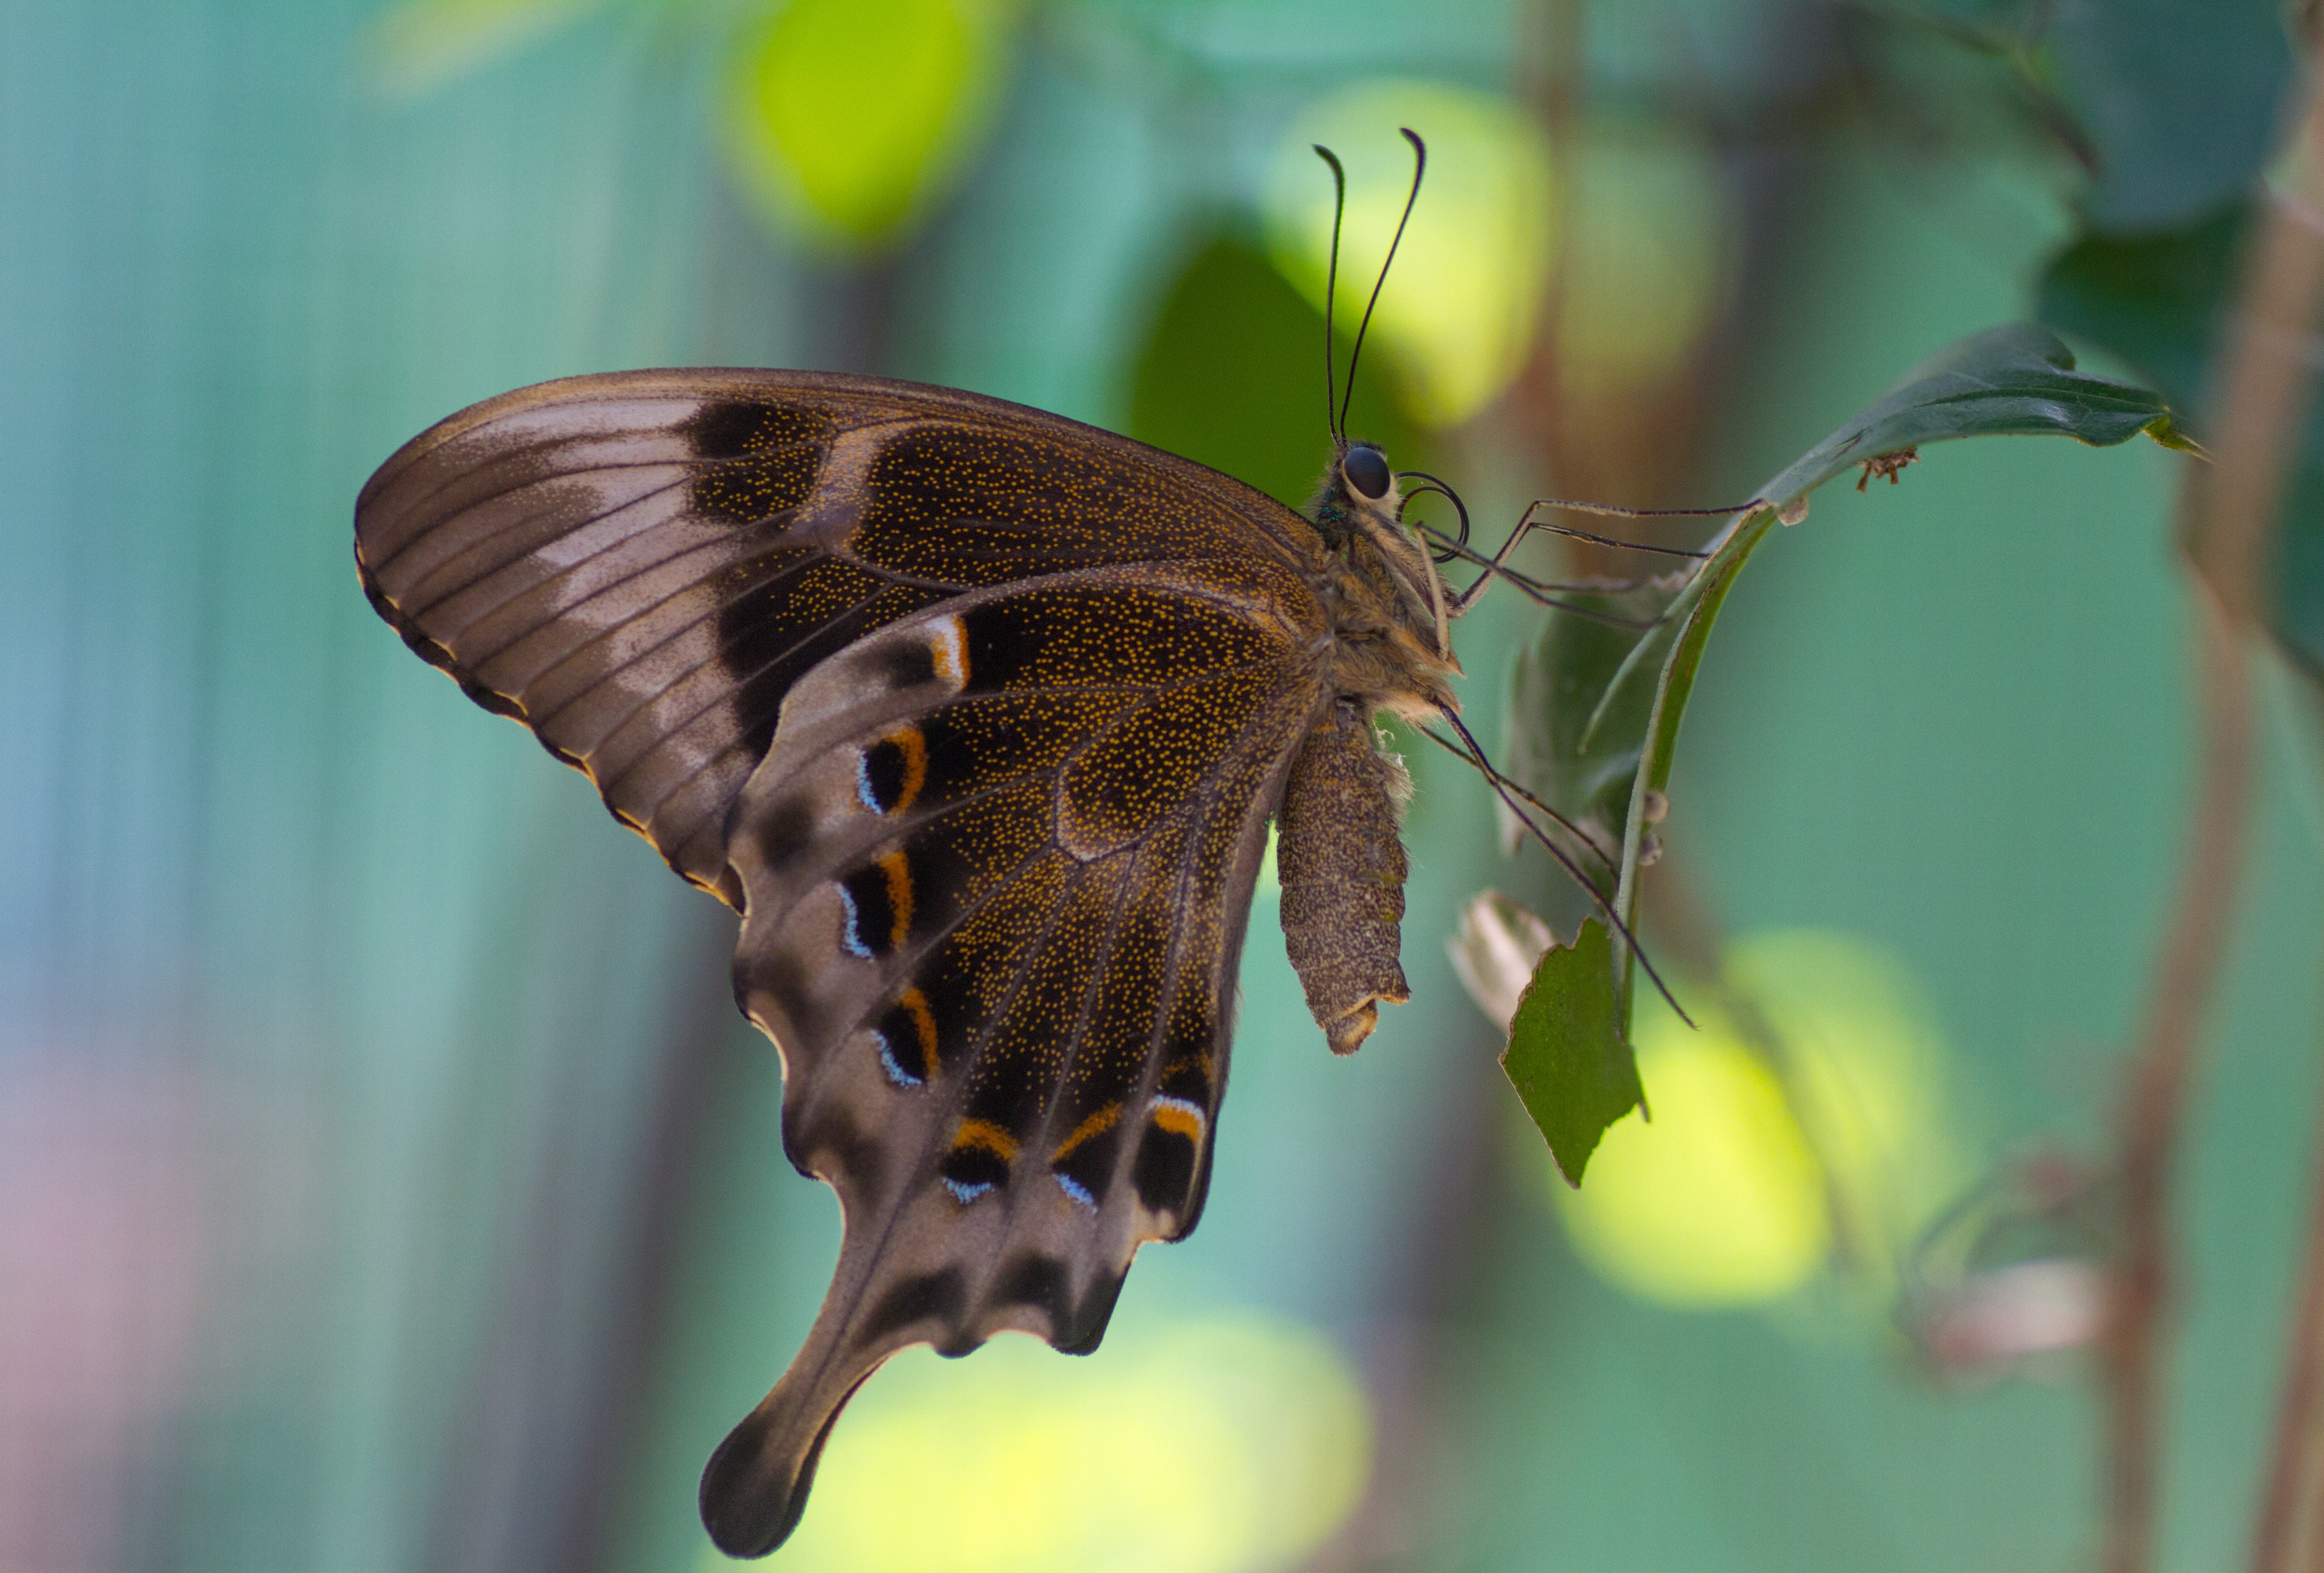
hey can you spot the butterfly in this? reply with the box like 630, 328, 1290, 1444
352, 131, 1634, 1556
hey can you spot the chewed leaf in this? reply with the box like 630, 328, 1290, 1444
1499, 325, 2185, 1171
1501, 918, 1642, 1185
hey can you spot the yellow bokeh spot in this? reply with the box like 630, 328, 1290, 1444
1267, 80, 1555, 428
721, 0, 1007, 250
1554, 1016, 1829, 1307
1545, 930, 1972, 1310
1726, 930, 1970, 1293
726, 1313, 1370, 1572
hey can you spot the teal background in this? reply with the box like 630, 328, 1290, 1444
1, 3, 2316, 1571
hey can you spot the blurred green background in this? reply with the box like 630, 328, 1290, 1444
3, 2, 2319, 1570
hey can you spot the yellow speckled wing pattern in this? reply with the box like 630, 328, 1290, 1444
353, 369, 1327, 907
352, 371, 1343, 1558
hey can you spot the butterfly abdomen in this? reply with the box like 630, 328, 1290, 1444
1276, 701, 1412, 1055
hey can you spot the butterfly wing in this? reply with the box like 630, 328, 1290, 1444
353, 368, 1326, 906
353, 371, 1337, 1557
707, 562, 1330, 1554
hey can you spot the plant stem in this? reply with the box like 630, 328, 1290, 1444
2253, 1020, 2324, 1573
2107, 50, 2324, 1573
2104, 582, 2260, 1573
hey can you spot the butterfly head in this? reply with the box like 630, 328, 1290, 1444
1310, 438, 1403, 544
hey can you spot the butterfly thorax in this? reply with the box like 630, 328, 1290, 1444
1304, 445, 1462, 723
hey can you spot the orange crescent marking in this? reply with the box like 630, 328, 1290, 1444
883, 726, 928, 814
1049, 1102, 1122, 1162
953, 1117, 1018, 1161
897, 987, 939, 1081
877, 850, 913, 948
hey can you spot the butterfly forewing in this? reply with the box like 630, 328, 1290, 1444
353, 371, 1343, 1558
353, 370, 1325, 905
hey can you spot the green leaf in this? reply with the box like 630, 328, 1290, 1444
1500, 324, 2185, 1171
2036, 202, 2244, 414
1501, 918, 1643, 1185
720, 0, 1009, 252
1500, 579, 1676, 887
1754, 323, 2197, 510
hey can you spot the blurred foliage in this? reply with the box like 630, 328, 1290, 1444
756, 1313, 1368, 1573
2019, 0, 2324, 686
2039, 206, 2324, 683
2040, 0, 2293, 232
1265, 80, 1554, 428
720, 0, 1013, 249
1124, 231, 1428, 508
1880, 0, 2290, 230
363, 0, 611, 96
371, 0, 1017, 252
1731, 931, 1971, 1295
1502, 325, 2187, 1177
1543, 126, 1732, 398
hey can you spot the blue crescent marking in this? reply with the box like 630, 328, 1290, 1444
835, 883, 870, 959
872, 1028, 919, 1087
943, 1178, 994, 1204
855, 750, 885, 815
1054, 1173, 1096, 1210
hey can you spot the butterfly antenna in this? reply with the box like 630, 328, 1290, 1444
1312, 144, 1348, 442
1426, 710, 1695, 1029
1338, 127, 1426, 438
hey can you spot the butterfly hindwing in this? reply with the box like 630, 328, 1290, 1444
353, 370, 1326, 906
702, 565, 1330, 1556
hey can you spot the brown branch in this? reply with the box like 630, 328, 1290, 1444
2104, 50, 2324, 1573
2104, 580, 2261, 1573
2254, 1008, 2324, 1573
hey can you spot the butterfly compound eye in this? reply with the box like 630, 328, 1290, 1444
1342, 445, 1391, 500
